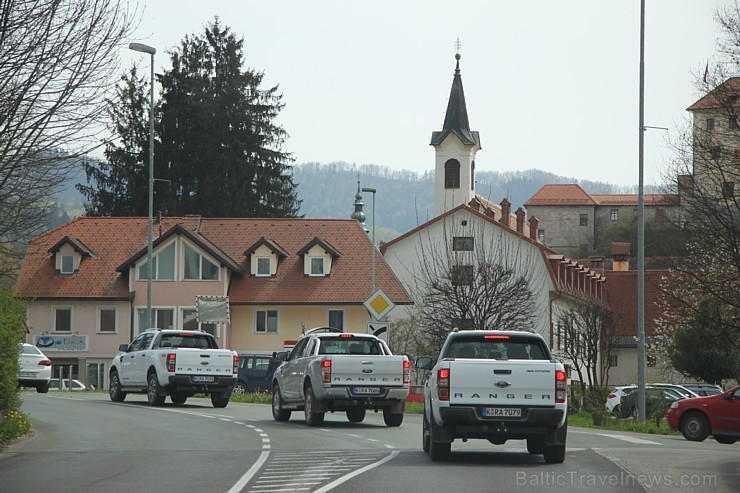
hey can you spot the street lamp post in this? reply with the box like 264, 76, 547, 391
361, 187, 376, 293
129, 42, 156, 329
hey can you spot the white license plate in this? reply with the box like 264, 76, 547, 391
192, 376, 215, 383
352, 387, 381, 395
19, 372, 34, 378
483, 407, 521, 417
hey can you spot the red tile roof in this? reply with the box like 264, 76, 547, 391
686, 77, 740, 111
611, 242, 631, 256
525, 185, 679, 207
15, 217, 412, 306
603, 270, 672, 337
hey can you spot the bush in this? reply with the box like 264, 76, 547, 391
0, 409, 32, 443
0, 291, 28, 442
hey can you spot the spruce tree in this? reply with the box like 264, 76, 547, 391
157, 18, 300, 217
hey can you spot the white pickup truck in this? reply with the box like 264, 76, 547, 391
416, 329, 568, 463
109, 329, 238, 408
271, 328, 410, 426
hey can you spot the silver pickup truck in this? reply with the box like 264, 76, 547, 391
271, 328, 410, 426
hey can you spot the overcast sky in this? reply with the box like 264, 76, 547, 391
122, 0, 732, 188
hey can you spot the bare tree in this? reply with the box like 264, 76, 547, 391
402, 213, 545, 354
0, 0, 137, 281
556, 299, 617, 391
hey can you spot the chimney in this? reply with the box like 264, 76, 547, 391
499, 198, 511, 228
611, 242, 631, 271
588, 256, 605, 275
515, 207, 525, 234
529, 216, 539, 241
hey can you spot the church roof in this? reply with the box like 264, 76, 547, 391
430, 54, 480, 147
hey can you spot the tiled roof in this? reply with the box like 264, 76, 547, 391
686, 77, 740, 111
611, 242, 631, 256
603, 270, 672, 337
525, 184, 679, 207
15, 217, 412, 306
524, 184, 596, 206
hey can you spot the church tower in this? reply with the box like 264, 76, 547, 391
431, 51, 481, 216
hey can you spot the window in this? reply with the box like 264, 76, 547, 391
610, 209, 618, 221
256, 310, 278, 333
256, 257, 271, 276
450, 265, 473, 286
452, 236, 474, 251
310, 257, 325, 276
53, 307, 72, 332
608, 354, 618, 367
183, 243, 219, 280
182, 308, 218, 337
723, 181, 735, 198
711, 146, 722, 159
328, 310, 344, 331
97, 307, 117, 333
579, 214, 588, 226
60, 255, 74, 274
137, 242, 175, 280
137, 308, 174, 333
706, 118, 714, 131
444, 159, 460, 189
471, 160, 475, 190
538, 229, 545, 242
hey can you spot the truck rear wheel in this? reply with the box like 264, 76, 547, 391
171, 393, 187, 405
429, 421, 450, 461
304, 386, 325, 426
147, 372, 165, 406
211, 392, 230, 408
346, 408, 366, 423
383, 408, 403, 427
543, 422, 567, 464
422, 412, 430, 453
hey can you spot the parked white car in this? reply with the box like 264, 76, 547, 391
49, 379, 87, 391
18, 343, 52, 393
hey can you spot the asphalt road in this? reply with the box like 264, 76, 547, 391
1, 392, 737, 493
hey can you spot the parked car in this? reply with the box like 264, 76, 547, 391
666, 385, 740, 443
18, 343, 52, 393
407, 384, 424, 403
606, 386, 637, 412
679, 383, 724, 397
49, 379, 87, 391
618, 386, 685, 418
234, 354, 281, 393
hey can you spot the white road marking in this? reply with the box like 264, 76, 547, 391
594, 433, 662, 445
383, 444, 395, 449
226, 450, 270, 493
312, 451, 400, 493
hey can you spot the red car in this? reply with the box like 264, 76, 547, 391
407, 384, 424, 403
666, 385, 740, 444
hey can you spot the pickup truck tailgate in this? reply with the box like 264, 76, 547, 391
329, 355, 405, 386
449, 359, 557, 406
174, 349, 235, 376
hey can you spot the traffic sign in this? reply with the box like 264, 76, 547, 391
367, 322, 390, 342
364, 289, 395, 320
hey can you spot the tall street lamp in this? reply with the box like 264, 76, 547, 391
129, 42, 156, 329
361, 187, 376, 293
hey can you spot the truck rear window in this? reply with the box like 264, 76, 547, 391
317, 337, 382, 355
444, 335, 549, 360
158, 333, 217, 349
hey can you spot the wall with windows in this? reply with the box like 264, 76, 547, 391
524, 204, 595, 258
229, 305, 373, 353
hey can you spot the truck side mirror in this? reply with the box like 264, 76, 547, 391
415, 356, 433, 370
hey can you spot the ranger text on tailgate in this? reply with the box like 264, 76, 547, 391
271, 328, 410, 426
416, 329, 568, 463
109, 329, 238, 408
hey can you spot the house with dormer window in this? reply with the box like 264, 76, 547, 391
15, 217, 411, 388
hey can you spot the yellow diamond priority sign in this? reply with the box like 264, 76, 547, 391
364, 289, 395, 320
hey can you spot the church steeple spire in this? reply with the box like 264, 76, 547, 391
430, 46, 479, 146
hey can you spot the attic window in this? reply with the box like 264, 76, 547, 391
310, 257, 325, 276
256, 257, 271, 276
60, 255, 74, 274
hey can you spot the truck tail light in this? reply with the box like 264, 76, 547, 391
403, 360, 410, 384
167, 353, 176, 373
321, 358, 332, 383
437, 368, 450, 401
555, 370, 567, 403
233, 355, 239, 374
38, 359, 52, 366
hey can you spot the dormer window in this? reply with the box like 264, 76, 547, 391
60, 255, 74, 274
310, 257, 325, 276
256, 257, 271, 276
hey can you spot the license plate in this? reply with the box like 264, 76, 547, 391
352, 387, 381, 395
19, 372, 34, 378
483, 407, 521, 417
192, 376, 215, 383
